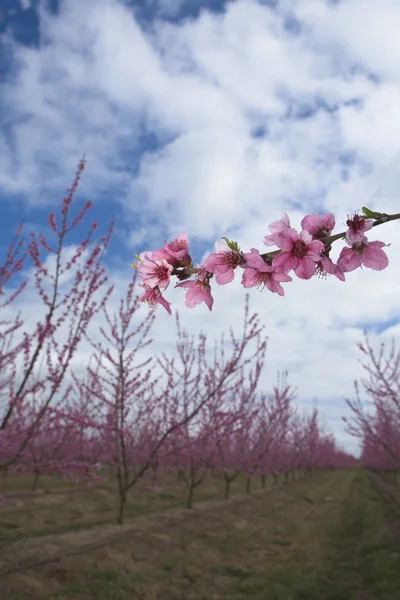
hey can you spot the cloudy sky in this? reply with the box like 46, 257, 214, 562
1, 0, 400, 455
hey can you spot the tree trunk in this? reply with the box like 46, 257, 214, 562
246, 476, 251, 494
187, 483, 195, 509
118, 492, 127, 525
32, 471, 40, 492
224, 476, 231, 500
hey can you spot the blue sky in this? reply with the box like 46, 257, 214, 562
1, 0, 400, 455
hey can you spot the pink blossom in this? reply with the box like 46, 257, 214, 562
150, 247, 174, 263
138, 283, 172, 315
241, 248, 292, 296
149, 233, 191, 267
175, 268, 214, 311
264, 212, 291, 246
345, 214, 374, 243
137, 256, 173, 290
272, 229, 325, 280
164, 231, 191, 265
337, 237, 390, 273
301, 213, 335, 239
202, 240, 242, 285
314, 253, 346, 281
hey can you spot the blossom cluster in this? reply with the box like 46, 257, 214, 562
132, 209, 391, 314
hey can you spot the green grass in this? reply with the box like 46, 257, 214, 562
1, 469, 399, 600
0, 471, 274, 542
52, 569, 137, 599
291, 470, 400, 600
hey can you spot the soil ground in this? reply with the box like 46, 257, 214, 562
0, 469, 399, 599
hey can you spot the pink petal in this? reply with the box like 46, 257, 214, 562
337, 248, 362, 272
215, 269, 235, 285
301, 214, 322, 233
272, 252, 298, 273
346, 229, 364, 244
275, 227, 299, 251
362, 244, 389, 271
294, 256, 316, 280
202, 253, 219, 272
298, 229, 313, 244
307, 239, 325, 258
241, 269, 261, 288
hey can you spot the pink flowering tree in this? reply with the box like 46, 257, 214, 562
344, 335, 400, 477
12, 399, 101, 491
75, 275, 266, 522
155, 295, 268, 506
210, 410, 243, 499
164, 411, 219, 509
0, 226, 28, 303
0, 159, 114, 473
213, 343, 269, 496
75, 271, 160, 524
170, 336, 268, 506
261, 372, 297, 485
255, 372, 297, 487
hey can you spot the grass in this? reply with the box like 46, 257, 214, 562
0, 469, 399, 599
287, 471, 400, 600
0, 470, 274, 542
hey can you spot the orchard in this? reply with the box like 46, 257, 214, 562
0, 160, 399, 599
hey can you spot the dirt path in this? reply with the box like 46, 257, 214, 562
309, 471, 400, 600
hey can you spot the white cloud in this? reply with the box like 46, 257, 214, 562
294, 0, 400, 83
1, 0, 400, 454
